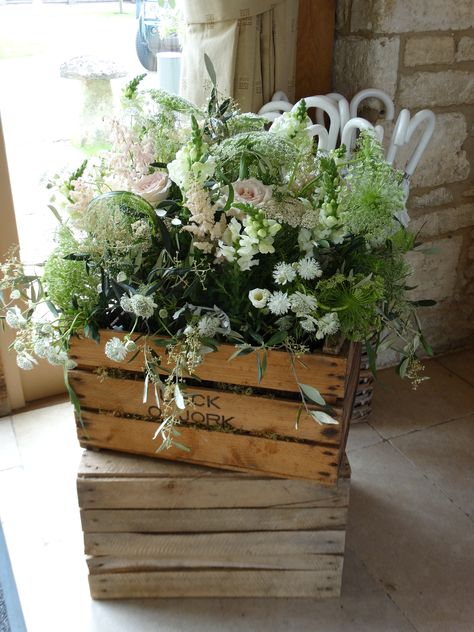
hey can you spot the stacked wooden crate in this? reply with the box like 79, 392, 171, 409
78, 449, 351, 599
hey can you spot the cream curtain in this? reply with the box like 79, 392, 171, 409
180, 0, 299, 113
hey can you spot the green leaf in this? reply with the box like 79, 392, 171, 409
249, 330, 264, 345
420, 335, 433, 357
298, 383, 326, 406
45, 300, 59, 318
47, 204, 63, 224
410, 299, 436, 307
397, 357, 410, 378
174, 384, 185, 410
365, 338, 377, 376
266, 330, 288, 346
153, 338, 173, 347
220, 183, 235, 213
256, 351, 262, 384
310, 410, 339, 425
204, 53, 217, 87
227, 346, 254, 362
295, 405, 303, 430
173, 441, 191, 453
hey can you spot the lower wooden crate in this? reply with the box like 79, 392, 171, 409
78, 449, 350, 599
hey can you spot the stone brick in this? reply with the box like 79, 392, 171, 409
351, 0, 474, 33
333, 36, 400, 100
456, 37, 474, 62
462, 187, 474, 199
410, 187, 453, 209
399, 71, 474, 108
409, 204, 474, 238
404, 36, 455, 67
406, 236, 462, 302
396, 113, 469, 188
335, 0, 351, 31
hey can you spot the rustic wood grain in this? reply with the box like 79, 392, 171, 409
77, 411, 340, 483
84, 530, 346, 558
70, 370, 343, 443
88, 568, 342, 599
69, 330, 349, 398
80, 506, 348, 533
296, 0, 337, 101
87, 554, 343, 573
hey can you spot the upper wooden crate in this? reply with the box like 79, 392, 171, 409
69, 331, 361, 485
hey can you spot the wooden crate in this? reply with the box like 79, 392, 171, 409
69, 330, 361, 485
77, 449, 351, 599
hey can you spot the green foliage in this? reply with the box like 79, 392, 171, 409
43, 226, 99, 315
316, 272, 385, 341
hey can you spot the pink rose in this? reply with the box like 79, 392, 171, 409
132, 171, 171, 206
232, 178, 273, 207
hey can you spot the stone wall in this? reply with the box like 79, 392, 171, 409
334, 0, 474, 354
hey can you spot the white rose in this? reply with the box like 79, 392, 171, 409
232, 178, 273, 207
248, 288, 270, 309
132, 171, 171, 206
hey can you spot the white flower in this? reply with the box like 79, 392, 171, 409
297, 257, 322, 280
46, 347, 68, 366
300, 318, 316, 332
129, 294, 157, 319
197, 315, 221, 338
13, 340, 25, 353
316, 313, 340, 340
231, 178, 273, 208
66, 359, 78, 370
121, 294, 157, 319
16, 353, 35, 371
249, 288, 270, 309
131, 171, 171, 206
116, 271, 127, 282
273, 262, 296, 285
5, 307, 26, 329
105, 338, 128, 362
34, 339, 49, 358
10, 289, 21, 300
267, 291, 291, 316
289, 292, 318, 316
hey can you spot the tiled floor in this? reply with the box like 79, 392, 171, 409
0, 349, 473, 632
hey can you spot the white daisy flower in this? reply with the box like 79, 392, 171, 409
105, 337, 128, 362
297, 257, 322, 280
273, 262, 297, 285
267, 291, 291, 316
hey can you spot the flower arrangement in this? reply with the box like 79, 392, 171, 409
0, 68, 433, 450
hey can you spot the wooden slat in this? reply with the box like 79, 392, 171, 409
84, 530, 346, 558
88, 569, 342, 599
77, 448, 351, 480
80, 506, 348, 533
87, 554, 343, 573
69, 330, 349, 398
77, 475, 350, 510
70, 370, 342, 444
77, 411, 340, 484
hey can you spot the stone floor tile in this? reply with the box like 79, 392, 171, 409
0, 417, 21, 471
436, 348, 474, 386
86, 550, 415, 632
391, 415, 474, 520
346, 422, 384, 452
347, 442, 474, 632
369, 359, 474, 439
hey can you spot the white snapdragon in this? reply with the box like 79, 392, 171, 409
248, 288, 270, 309
104, 337, 129, 362
267, 291, 291, 316
297, 257, 322, 280
273, 262, 296, 285
168, 144, 216, 191
120, 294, 157, 319
315, 313, 340, 339
5, 307, 26, 329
